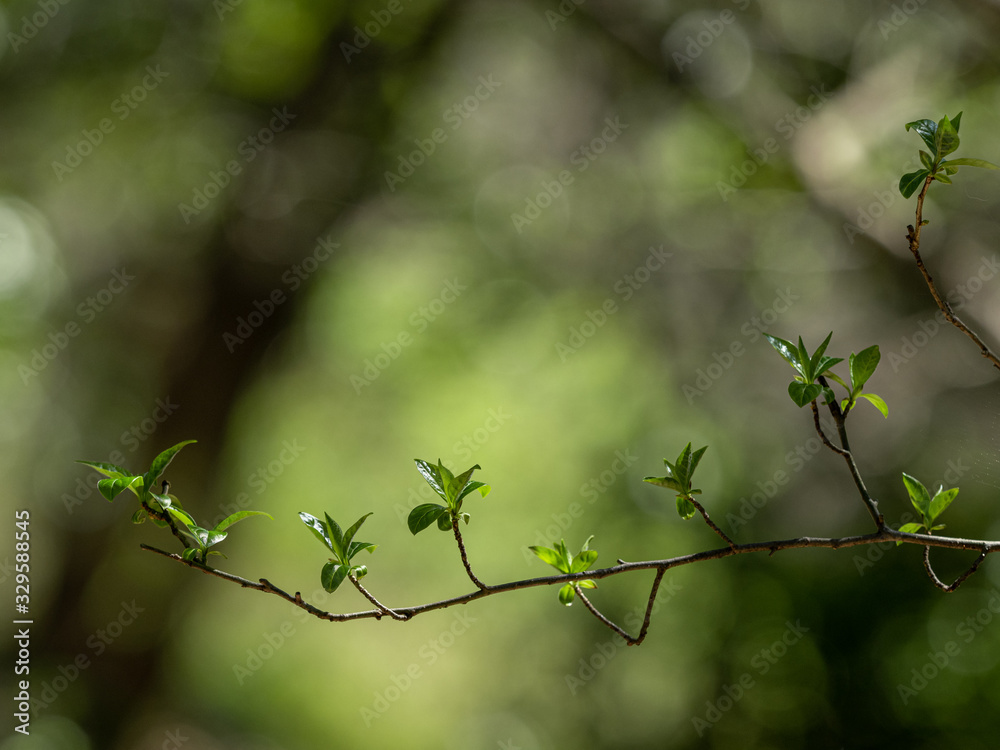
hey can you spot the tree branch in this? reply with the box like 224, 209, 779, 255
906, 176, 1000, 372
349, 573, 409, 621
689, 497, 736, 549
452, 516, 488, 591
921, 544, 989, 593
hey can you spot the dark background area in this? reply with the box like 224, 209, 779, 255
3, 0, 1000, 748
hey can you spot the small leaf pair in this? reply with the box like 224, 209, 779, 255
900, 113, 999, 199
897, 473, 959, 544
77, 439, 197, 507
529, 536, 598, 605
643, 443, 708, 520
300, 511, 377, 592
822, 345, 888, 418
407, 459, 491, 535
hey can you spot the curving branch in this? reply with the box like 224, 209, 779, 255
452, 515, 489, 591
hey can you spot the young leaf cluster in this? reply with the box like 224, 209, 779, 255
78, 441, 271, 563
299, 512, 377, 592
764, 333, 886, 416
529, 536, 598, 605
407, 459, 491, 535
643, 443, 708, 520
897, 474, 959, 544
899, 112, 999, 199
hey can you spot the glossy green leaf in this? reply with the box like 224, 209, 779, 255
299, 512, 334, 551
459, 512, 471, 525
530, 545, 566, 571
807, 332, 834, 376
928, 487, 959, 523
934, 173, 953, 185
850, 346, 880, 391
149, 491, 173, 511
321, 561, 350, 593
342, 512, 373, 553
676, 496, 696, 520
788, 382, 822, 407
204, 530, 227, 547
578, 579, 597, 590
325, 513, 346, 559
919, 150, 934, 169
558, 583, 576, 606
436, 461, 458, 503
166, 506, 199, 531
407, 503, 447, 535
896, 522, 926, 545
413, 459, 449, 503
351, 564, 368, 579
457, 480, 490, 504
905, 119, 938, 154
131, 508, 147, 524
448, 464, 481, 505
572, 549, 598, 573
212, 510, 273, 535
902, 473, 932, 520
98, 475, 142, 502
76, 460, 132, 479
348, 541, 377, 559
643, 475, 684, 492
182, 548, 202, 562
437, 512, 453, 531
942, 157, 1000, 170
763, 333, 804, 375
857, 392, 888, 418
143, 440, 197, 492
935, 114, 960, 157
899, 169, 931, 198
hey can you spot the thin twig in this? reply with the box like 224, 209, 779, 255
921, 544, 988, 592
349, 573, 409, 621
452, 516, 489, 591
907, 176, 1000, 372
575, 585, 636, 644
689, 497, 736, 549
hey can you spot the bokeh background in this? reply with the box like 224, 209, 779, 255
3, 0, 1000, 748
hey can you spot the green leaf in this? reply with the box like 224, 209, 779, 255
407, 503, 448, 535
571, 549, 598, 573
849, 345, 880, 391
788, 382, 822, 407
182, 548, 202, 562
457, 480, 490, 504
76, 460, 131, 479
348, 541, 377, 559
459, 512, 471, 525
530, 545, 566, 571
899, 169, 931, 198
204, 530, 227, 547
448, 464, 482, 507
97, 475, 142, 502
437, 513, 453, 531
413, 459, 449, 503
857, 392, 888, 418
149, 491, 173, 511
905, 119, 938, 154
166, 506, 199, 531
902, 473, 932, 520
325, 513, 346, 560
558, 583, 576, 606
578, 579, 597, 590
351, 564, 368, 579
807, 332, 834, 377
935, 114, 960, 157
131, 508, 146, 524
896, 522, 926, 545
676, 496, 696, 520
299, 512, 333, 552
212, 510, 273, 535
643, 475, 684, 492
942, 157, 1000, 170
934, 173, 953, 185
143, 440, 197, 492
763, 333, 805, 376
321, 561, 350, 593
342, 512, 373, 553
814, 356, 844, 378
928, 487, 959, 524
436, 461, 458, 504
919, 150, 934, 169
